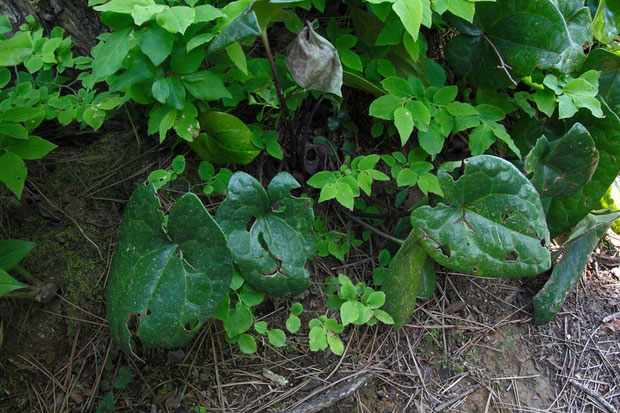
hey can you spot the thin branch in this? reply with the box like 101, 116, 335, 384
341, 208, 404, 244
260, 31, 297, 162
570, 380, 617, 413
481, 34, 518, 86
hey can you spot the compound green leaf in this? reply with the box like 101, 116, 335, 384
581, 48, 620, 116
3, 136, 57, 160
533, 210, 620, 325
107, 182, 233, 354
446, 0, 591, 88
411, 155, 551, 277
381, 231, 427, 330
0, 32, 33, 67
189, 112, 261, 165
216, 172, 316, 297
524, 123, 599, 198
182, 71, 231, 101
140, 25, 174, 66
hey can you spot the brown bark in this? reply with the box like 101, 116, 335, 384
0, 0, 103, 55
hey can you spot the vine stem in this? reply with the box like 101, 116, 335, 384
481, 33, 518, 86
260, 30, 297, 163
341, 208, 404, 245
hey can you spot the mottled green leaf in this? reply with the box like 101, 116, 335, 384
411, 155, 551, 277
524, 123, 599, 198
216, 172, 316, 297
446, 0, 591, 88
107, 183, 233, 354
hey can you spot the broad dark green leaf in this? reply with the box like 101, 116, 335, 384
107, 183, 232, 354
381, 232, 427, 330
533, 210, 620, 325
545, 105, 620, 237
0, 239, 36, 271
446, 0, 591, 88
417, 257, 436, 300
411, 155, 551, 277
216, 172, 316, 297
524, 123, 599, 198
207, 10, 261, 54
189, 112, 261, 165
287, 23, 343, 97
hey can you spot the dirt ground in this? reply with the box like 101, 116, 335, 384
0, 124, 619, 413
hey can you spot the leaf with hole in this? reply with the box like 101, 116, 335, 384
107, 182, 233, 354
216, 172, 315, 297
411, 155, 551, 278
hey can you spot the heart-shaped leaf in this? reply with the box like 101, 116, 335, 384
545, 104, 620, 237
533, 210, 620, 325
216, 172, 316, 297
287, 22, 343, 97
189, 112, 261, 165
446, 0, 591, 88
524, 123, 599, 198
107, 183, 232, 354
411, 155, 551, 277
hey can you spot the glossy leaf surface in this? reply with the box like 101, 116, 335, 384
411, 155, 551, 277
524, 123, 599, 198
216, 172, 315, 297
189, 112, 261, 165
107, 183, 232, 354
446, 0, 591, 88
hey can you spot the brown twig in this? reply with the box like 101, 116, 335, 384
260, 31, 297, 163
342, 208, 404, 245
481, 34, 518, 86
570, 379, 617, 413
